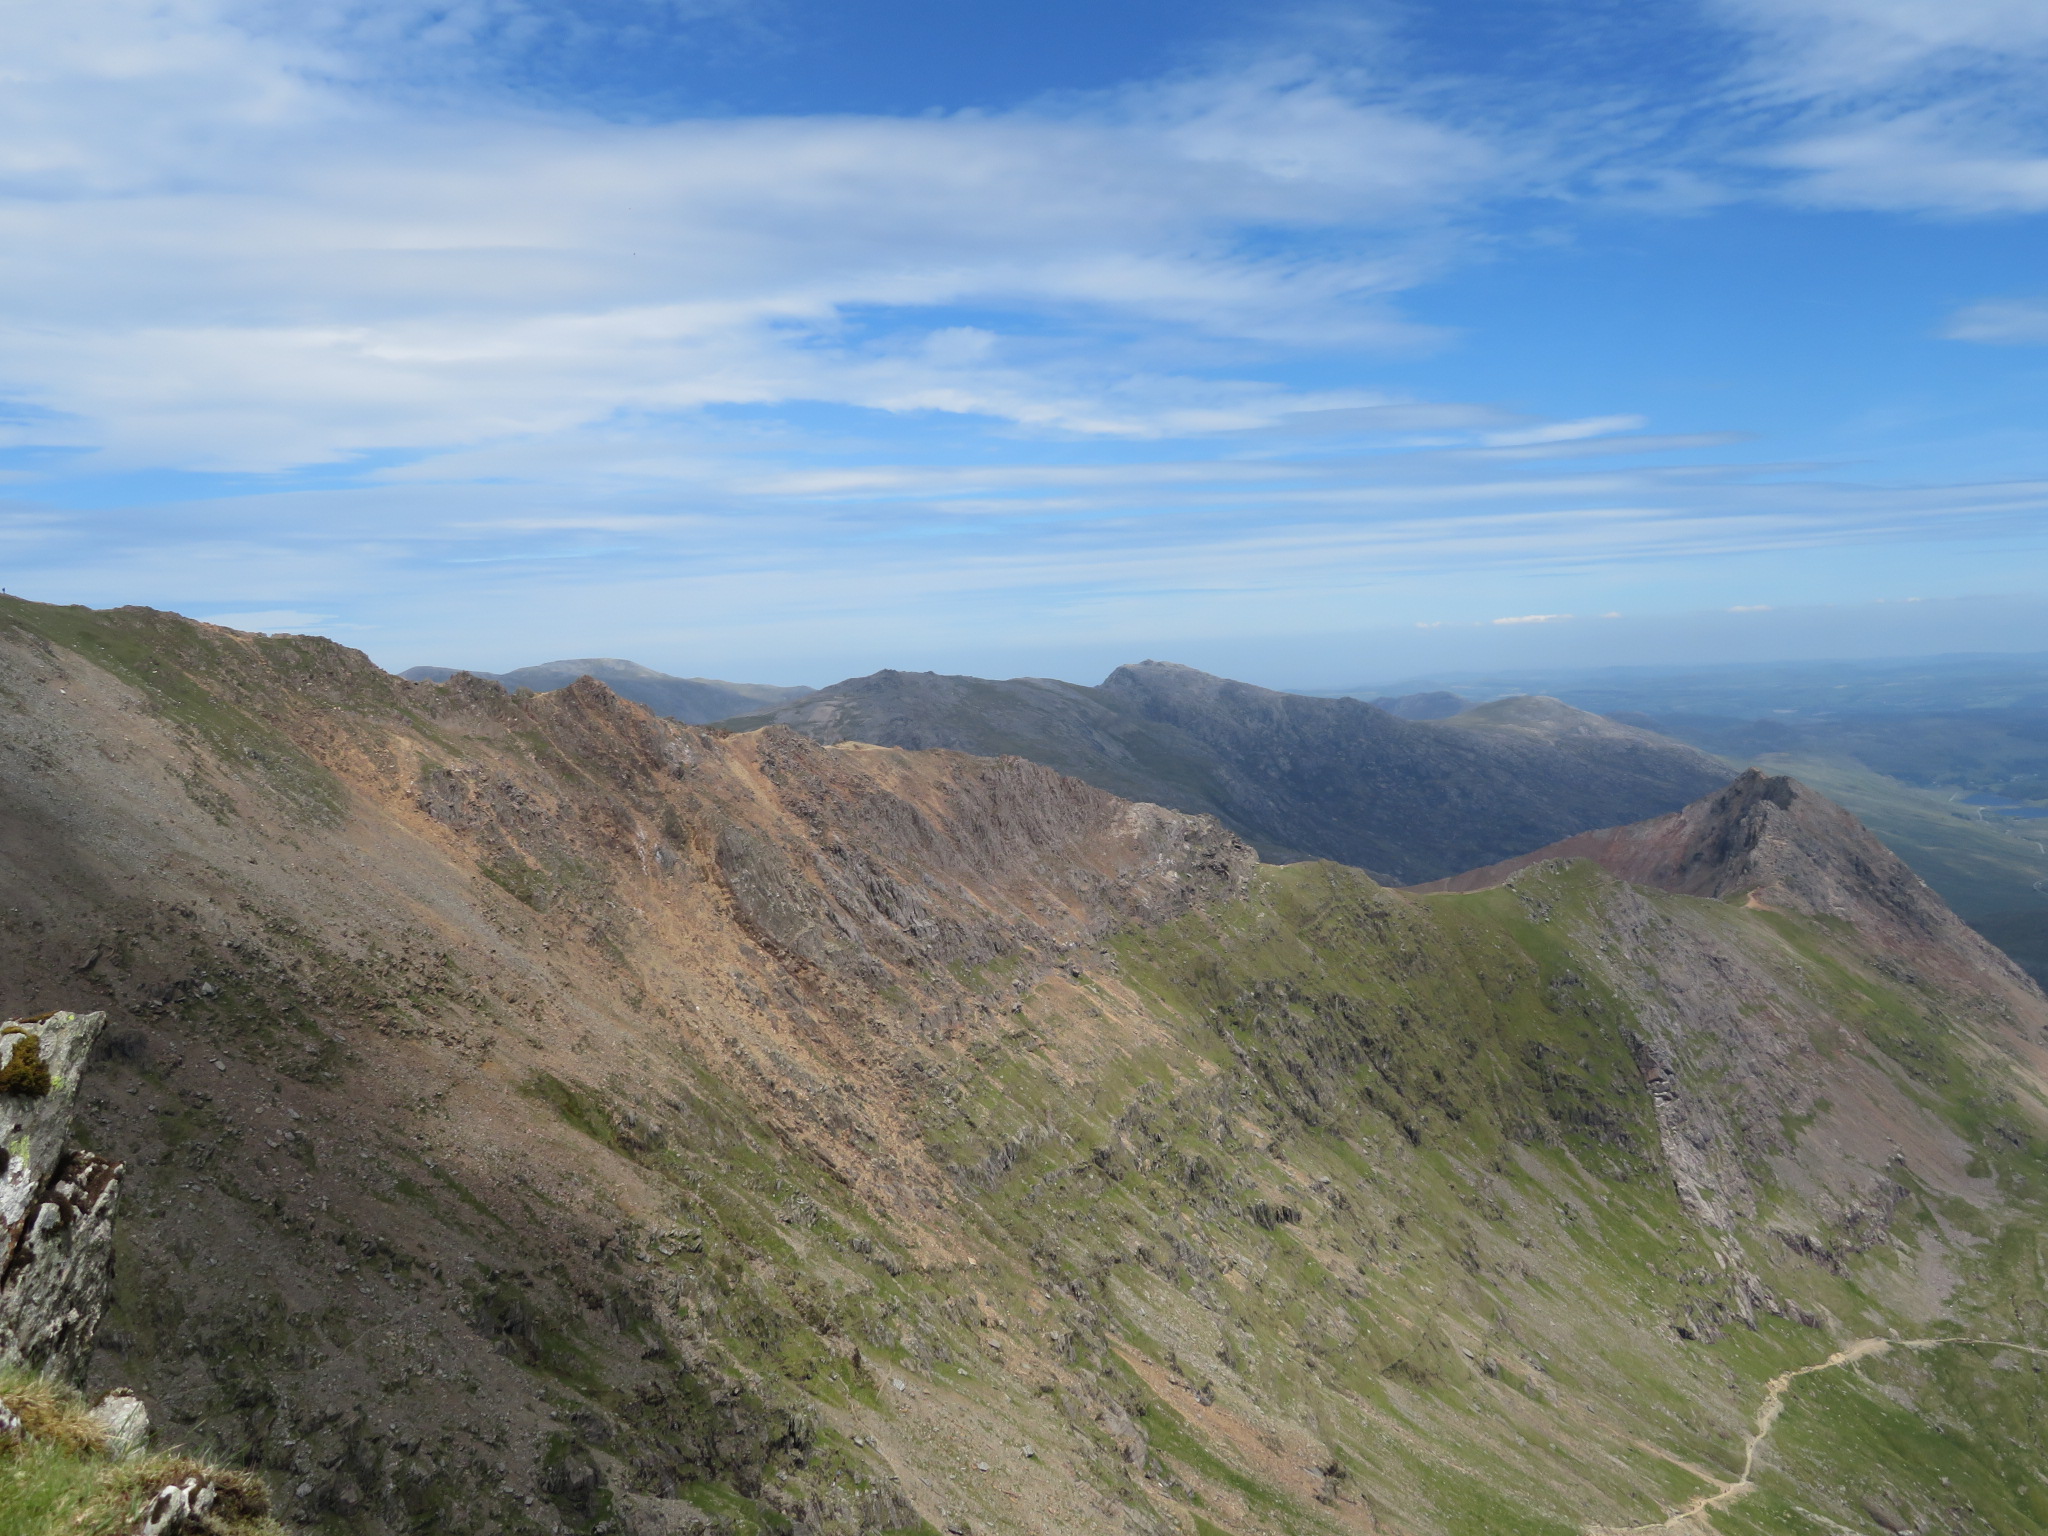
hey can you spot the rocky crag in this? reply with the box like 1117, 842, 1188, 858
1, 1008, 290, 1535
717, 661, 1730, 883
2, 593, 2047, 1536
1413, 766, 2036, 977
1, 1008, 121, 1384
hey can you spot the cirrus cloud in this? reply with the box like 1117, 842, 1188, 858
0, 4, 1510, 471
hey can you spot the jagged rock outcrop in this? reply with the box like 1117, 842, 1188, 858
1411, 768, 2038, 996
0, 1008, 121, 1384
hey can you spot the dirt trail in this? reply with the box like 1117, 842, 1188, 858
1589, 1337, 2048, 1533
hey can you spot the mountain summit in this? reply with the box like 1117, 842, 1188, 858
1413, 767, 2032, 987
721, 658, 1730, 883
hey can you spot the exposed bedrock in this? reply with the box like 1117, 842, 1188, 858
0, 1008, 121, 1385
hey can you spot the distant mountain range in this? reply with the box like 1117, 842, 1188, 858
398, 657, 813, 724
1330, 649, 2048, 718
401, 654, 2048, 973
1334, 659, 2048, 979
716, 660, 1730, 885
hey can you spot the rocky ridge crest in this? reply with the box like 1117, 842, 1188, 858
1412, 767, 2036, 994
719, 658, 1730, 882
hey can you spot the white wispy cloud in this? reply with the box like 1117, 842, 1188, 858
0, 0, 2036, 474
1713, 0, 2048, 212
1714, 0, 2048, 97
3, 0, 2046, 678
1480, 415, 1645, 449
1943, 298, 2048, 344
1760, 110, 2048, 214
0, 5, 1512, 470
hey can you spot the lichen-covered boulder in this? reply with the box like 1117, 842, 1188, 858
89, 1387, 151, 1459
133, 1470, 273, 1536
138, 1477, 219, 1536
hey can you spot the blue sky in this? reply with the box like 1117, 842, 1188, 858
4, 0, 2048, 687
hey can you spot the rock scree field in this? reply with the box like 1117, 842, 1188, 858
1, 593, 2047, 1536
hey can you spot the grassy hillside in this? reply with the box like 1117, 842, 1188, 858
910, 860, 2048, 1534
0, 1371, 286, 1536
2, 595, 2046, 1535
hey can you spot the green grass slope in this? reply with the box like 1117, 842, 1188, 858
880, 860, 2048, 1535
480, 856, 2048, 1534
0, 1371, 287, 1536
4, 596, 2045, 1536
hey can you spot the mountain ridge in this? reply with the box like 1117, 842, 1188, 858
1412, 767, 2041, 997
720, 658, 1733, 883
400, 657, 814, 724
5, 595, 2048, 1536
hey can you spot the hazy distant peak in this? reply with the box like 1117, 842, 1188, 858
1100, 659, 1274, 700
1370, 690, 1469, 720
506, 657, 671, 682
398, 658, 813, 724
1446, 693, 1657, 739
727, 657, 1728, 882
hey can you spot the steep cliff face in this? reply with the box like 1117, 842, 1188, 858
1, 1007, 291, 1536
3, 595, 2048, 1536
1, 1009, 121, 1385
0, 595, 1257, 1535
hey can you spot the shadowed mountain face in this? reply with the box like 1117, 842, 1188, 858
401, 657, 813, 724
721, 660, 1731, 883
8, 595, 2048, 1536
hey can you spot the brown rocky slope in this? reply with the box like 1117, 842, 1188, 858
4, 595, 2048, 1536
0, 596, 1252, 1532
